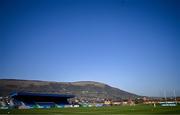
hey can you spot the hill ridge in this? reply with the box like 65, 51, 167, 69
0, 79, 139, 100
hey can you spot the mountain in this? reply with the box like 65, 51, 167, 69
0, 79, 139, 100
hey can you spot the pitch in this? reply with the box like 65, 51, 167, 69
0, 104, 180, 114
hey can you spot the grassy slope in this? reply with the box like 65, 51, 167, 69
0, 105, 180, 114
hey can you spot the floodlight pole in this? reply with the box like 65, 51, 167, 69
164, 90, 167, 104
174, 89, 177, 105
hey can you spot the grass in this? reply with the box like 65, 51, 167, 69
0, 104, 180, 114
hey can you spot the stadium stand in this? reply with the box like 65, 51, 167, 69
9, 92, 75, 109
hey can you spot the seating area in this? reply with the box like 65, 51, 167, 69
23, 102, 37, 108
36, 102, 55, 108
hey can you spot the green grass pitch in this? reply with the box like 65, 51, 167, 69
0, 104, 180, 114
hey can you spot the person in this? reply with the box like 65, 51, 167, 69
153, 103, 156, 108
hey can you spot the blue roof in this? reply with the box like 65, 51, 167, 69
10, 92, 75, 98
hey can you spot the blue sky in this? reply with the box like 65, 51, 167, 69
0, 0, 180, 97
